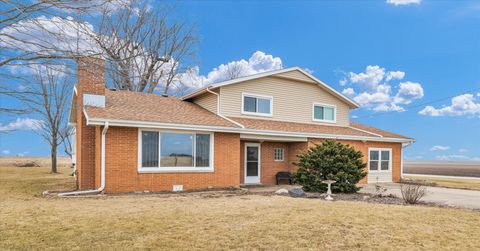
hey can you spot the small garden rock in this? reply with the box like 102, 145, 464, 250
288, 188, 306, 197
275, 188, 289, 195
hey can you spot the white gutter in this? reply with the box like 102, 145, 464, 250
205, 87, 245, 129
400, 139, 415, 179
58, 122, 109, 196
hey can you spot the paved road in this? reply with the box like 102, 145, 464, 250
404, 161, 480, 177
361, 183, 480, 210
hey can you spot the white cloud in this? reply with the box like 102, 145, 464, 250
0, 118, 43, 132
348, 65, 385, 91
178, 51, 283, 91
0, 16, 100, 57
342, 87, 355, 97
393, 81, 424, 105
386, 71, 405, 81
459, 148, 468, 153
436, 154, 480, 161
419, 94, 480, 117
2, 150, 10, 155
430, 145, 450, 151
341, 65, 424, 112
386, 0, 421, 6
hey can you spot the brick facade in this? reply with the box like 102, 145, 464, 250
101, 128, 241, 193
239, 139, 402, 186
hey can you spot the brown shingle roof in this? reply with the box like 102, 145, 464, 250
84, 89, 239, 128
350, 122, 412, 139
229, 117, 412, 140
84, 90, 411, 141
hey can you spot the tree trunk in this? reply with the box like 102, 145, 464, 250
51, 144, 57, 173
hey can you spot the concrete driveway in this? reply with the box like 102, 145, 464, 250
360, 183, 480, 210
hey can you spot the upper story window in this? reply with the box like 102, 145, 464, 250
312, 103, 336, 123
242, 93, 272, 116
139, 130, 213, 172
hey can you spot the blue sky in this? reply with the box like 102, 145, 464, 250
1, 0, 479, 160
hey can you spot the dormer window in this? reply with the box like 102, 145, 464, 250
312, 103, 336, 123
242, 93, 272, 116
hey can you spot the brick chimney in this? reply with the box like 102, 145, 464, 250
77, 57, 106, 97
75, 56, 106, 190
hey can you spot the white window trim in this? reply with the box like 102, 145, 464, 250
241, 92, 273, 117
312, 102, 336, 123
274, 148, 284, 162
137, 128, 214, 173
368, 148, 392, 173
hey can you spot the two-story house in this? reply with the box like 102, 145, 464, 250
68, 57, 414, 194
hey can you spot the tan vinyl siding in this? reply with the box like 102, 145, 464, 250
191, 92, 218, 114
219, 76, 350, 126
275, 71, 316, 83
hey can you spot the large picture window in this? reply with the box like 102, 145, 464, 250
312, 103, 336, 122
369, 149, 391, 171
242, 93, 272, 116
139, 130, 213, 172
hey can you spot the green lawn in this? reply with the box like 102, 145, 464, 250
1, 158, 479, 250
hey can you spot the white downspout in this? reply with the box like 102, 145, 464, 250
206, 87, 245, 128
59, 122, 109, 196
400, 139, 414, 180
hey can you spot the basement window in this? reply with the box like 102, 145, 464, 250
139, 130, 213, 172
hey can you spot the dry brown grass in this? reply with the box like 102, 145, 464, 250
405, 175, 480, 190
1, 158, 480, 250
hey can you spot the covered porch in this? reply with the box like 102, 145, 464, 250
239, 134, 308, 186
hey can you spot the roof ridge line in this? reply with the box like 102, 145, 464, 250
348, 125, 384, 138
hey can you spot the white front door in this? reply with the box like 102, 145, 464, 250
244, 143, 261, 184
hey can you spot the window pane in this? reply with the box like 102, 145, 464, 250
142, 131, 159, 167
381, 151, 390, 161
246, 147, 258, 161
257, 98, 271, 114
370, 150, 379, 160
244, 96, 256, 112
246, 162, 258, 176
314, 106, 324, 120
195, 134, 210, 167
161, 133, 193, 167
274, 148, 284, 161
369, 161, 378, 170
381, 161, 389, 170
324, 107, 334, 121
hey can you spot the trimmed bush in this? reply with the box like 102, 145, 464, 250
293, 140, 367, 193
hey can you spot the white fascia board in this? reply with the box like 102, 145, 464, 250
86, 117, 413, 143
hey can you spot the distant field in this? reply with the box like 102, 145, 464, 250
0, 156, 70, 168
404, 160, 480, 177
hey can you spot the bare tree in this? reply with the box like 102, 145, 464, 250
15, 63, 72, 173
224, 63, 247, 80
93, 0, 197, 94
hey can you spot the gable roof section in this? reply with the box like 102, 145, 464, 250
181, 67, 360, 108
84, 89, 240, 128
